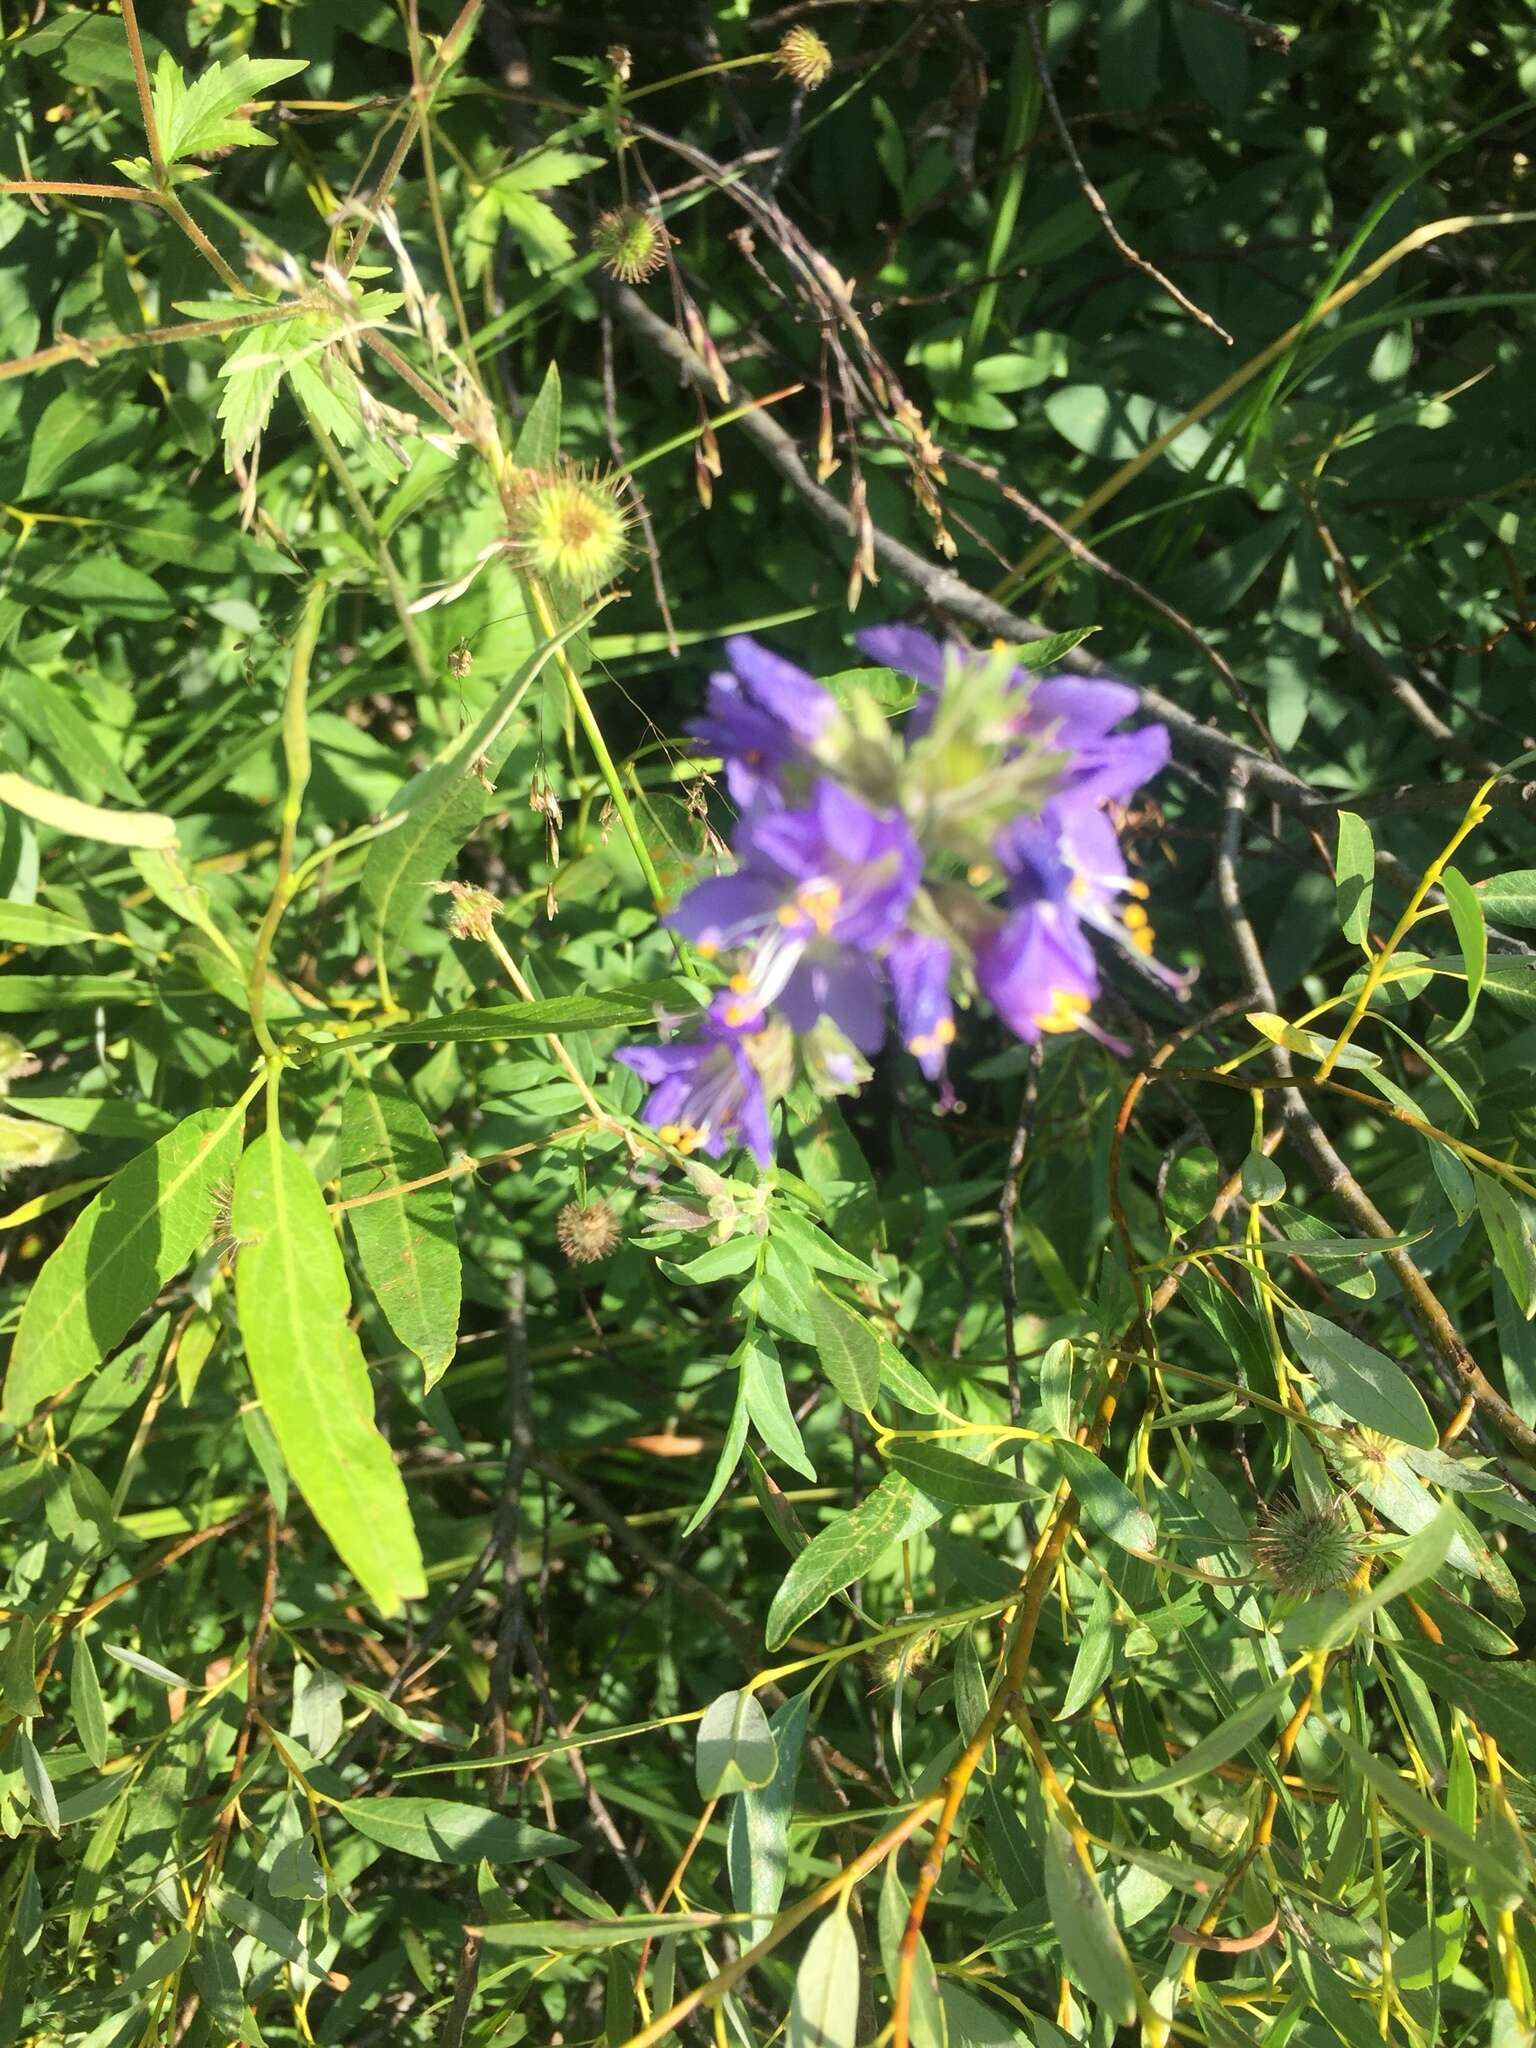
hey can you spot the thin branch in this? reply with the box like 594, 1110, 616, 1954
1025, 3, 1234, 346
1175, 0, 1295, 54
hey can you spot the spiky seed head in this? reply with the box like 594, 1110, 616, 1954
1327, 1426, 1396, 1492
511, 463, 630, 594
592, 206, 670, 285
1251, 1496, 1363, 1598
556, 1199, 622, 1264
776, 26, 833, 89
440, 881, 501, 942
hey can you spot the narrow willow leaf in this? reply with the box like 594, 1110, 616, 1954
1476, 870, 1536, 926
789, 1907, 859, 2048
682, 1370, 750, 1538
1473, 1173, 1536, 1320
340, 1075, 461, 1386
1282, 1307, 1437, 1448
233, 1127, 426, 1617
1321, 1718, 1524, 1899
1053, 1441, 1157, 1554
338, 1796, 573, 1865
190, 1929, 247, 2035
1334, 810, 1375, 946
0, 770, 178, 849
1043, 1812, 1139, 2025
0, 900, 99, 946
878, 1857, 945, 2048
103, 1643, 193, 1689
3, 1102, 245, 1422
16, 1730, 59, 1835
727, 1689, 811, 1937
353, 987, 688, 1045
1061, 1577, 1116, 1717
0, 1615, 41, 1716
69, 1792, 129, 1959
1091, 1675, 1292, 1797
1396, 1646, 1536, 1771
70, 1639, 108, 1770
888, 1439, 1032, 1508
765, 1473, 924, 1649
810, 1289, 882, 1410
695, 1689, 777, 1798
1439, 863, 1487, 1044
117, 1929, 191, 1995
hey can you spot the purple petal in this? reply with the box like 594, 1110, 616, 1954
667, 872, 785, 954
855, 624, 949, 688
723, 636, 833, 745
976, 905, 1098, 1045
887, 932, 954, 1078
1024, 676, 1141, 742
779, 943, 888, 1052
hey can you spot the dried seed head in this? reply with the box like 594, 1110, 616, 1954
776, 26, 833, 90
446, 640, 473, 680
1251, 1496, 1363, 1598
605, 45, 633, 84
511, 463, 630, 594
592, 205, 671, 285
440, 881, 501, 942
556, 1199, 622, 1264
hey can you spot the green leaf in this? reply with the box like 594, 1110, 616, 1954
515, 362, 562, 469
1311, 1502, 1456, 1651
1053, 1441, 1157, 1554
727, 1690, 811, 1937
118, 1930, 191, 1995
340, 1075, 461, 1387
695, 1688, 778, 1798
0, 900, 100, 947
1474, 1173, 1536, 1320
742, 1337, 815, 1481
337, 1796, 573, 1866
879, 1858, 945, 2048
190, 1930, 247, 2036
70, 1639, 108, 1770
352, 988, 684, 1045
1439, 864, 1487, 1042
788, 1907, 859, 2048
1476, 870, 1536, 927
153, 52, 308, 163
1395, 1647, 1536, 1772
16, 1730, 60, 1835
766, 1473, 927, 1649
1282, 1307, 1437, 1448
3, 1102, 245, 1423
1335, 810, 1375, 947
1043, 1812, 1139, 2024
1320, 1718, 1524, 1899
1091, 1676, 1293, 1797
358, 608, 598, 965
498, 146, 605, 195
103, 1643, 193, 1688
1240, 1150, 1286, 1205
887, 1439, 1033, 1508
810, 1290, 883, 1410
0, 1614, 41, 1716
233, 1125, 426, 1617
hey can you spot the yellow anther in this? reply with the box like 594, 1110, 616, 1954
1122, 902, 1148, 930
729, 972, 752, 994
794, 879, 842, 936
1036, 988, 1090, 1035
696, 940, 719, 959
776, 903, 801, 928
967, 862, 994, 886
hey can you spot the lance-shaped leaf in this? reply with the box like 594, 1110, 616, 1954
340, 1075, 461, 1387
765, 1473, 933, 1649
233, 1126, 426, 1616
4, 1102, 245, 1423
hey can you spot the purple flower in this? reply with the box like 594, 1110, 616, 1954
616, 992, 774, 1164
670, 778, 921, 1050
887, 932, 955, 1078
687, 635, 837, 805
857, 624, 1169, 806
1014, 679, 1169, 809
1004, 803, 1183, 990
975, 816, 1101, 1042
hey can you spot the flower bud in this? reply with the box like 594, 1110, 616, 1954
776, 26, 833, 90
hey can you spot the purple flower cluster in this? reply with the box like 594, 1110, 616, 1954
617, 629, 1174, 1165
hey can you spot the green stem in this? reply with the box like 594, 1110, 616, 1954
962, 28, 1039, 372
247, 584, 330, 1058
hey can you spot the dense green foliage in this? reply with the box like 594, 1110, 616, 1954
2, 4, 1536, 2046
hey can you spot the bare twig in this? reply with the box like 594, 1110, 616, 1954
1025, 3, 1234, 346
1175, 0, 1295, 55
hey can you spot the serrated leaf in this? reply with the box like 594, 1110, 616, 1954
337, 1796, 573, 1865
233, 1126, 426, 1617
340, 1075, 461, 1386
3, 1103, 245, 1423
154, 52, 308, 164
695, 1688, 778, 1797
